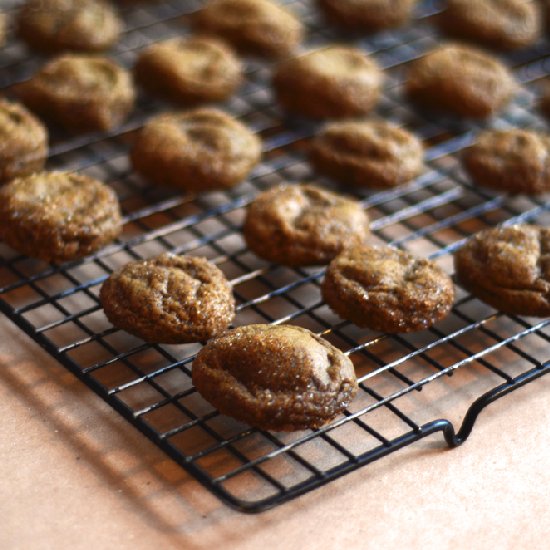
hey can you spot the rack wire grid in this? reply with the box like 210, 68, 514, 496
0, 0, 549, 514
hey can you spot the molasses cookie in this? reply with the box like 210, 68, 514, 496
0, 171, 122, 262
14, 55, 135, 133
100, 254, 236, 343
0, 98, 48, 183
406, 44, 517, 118
322, 244, 455, 332
273, 46, 383, 119
310, 120, 424, 189
318, 0, 418, 32
192, 324, 358, 431
134, 37, 243, 105
191, 0, 303, 58
131, 108, 261, 191
462, 129, 550, 195
454, 225, 550, 316
243, 184, 370, 266
437, 0, 541, 51
17, 0, 121, 53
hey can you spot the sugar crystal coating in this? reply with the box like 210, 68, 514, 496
192, 324, 358, 431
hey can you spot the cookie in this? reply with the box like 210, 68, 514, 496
191, 0, 303, 58
436, 0, 541, 51
100, 254, 236, 343
0, 171, 122, 262
14, 54, 135, 133
462, 129, 550, 195
17, 0, 121, 53
322, 244, 455, 332
192, 324, 358, 431
243, 183, 370, 266
0, 98, 48, 183
318, 0, 418, 32
454, 225, 550, 316
134, 36, 243, 105
131, 108, 261, 191
406, 44, 517, 118
273, 46, 383, 119
310, 120, 424, 189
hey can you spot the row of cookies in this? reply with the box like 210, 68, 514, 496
7, 38, 550, 152
5, 0, 550, 57
5, 1, 550, 131
5, 90, 550, 201
1, 162, 543, 329
4, 0, 303, 57
192, 0, 550, 54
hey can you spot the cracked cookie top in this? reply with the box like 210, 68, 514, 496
406, 44, 517, 118
322, 244, 455, 332
191, 0, 303, 58
437, 0, 541, 51
192, 323, 358, 431
14, 54, 135, 132
17, 0, 121, 53
243, 183, 370, 266
0, 171, 122, 262
134, 36, 243, 104
0, 98, 48, 182
462, 129, 550, 195
100, 254, 236, 343
131, 108, 261, 191
318, 0, 418, 32
454, 225, 550, 316
310, 120, 424, 189
273, 46, 383, 119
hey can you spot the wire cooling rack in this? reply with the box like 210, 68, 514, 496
0, 0, 549, 513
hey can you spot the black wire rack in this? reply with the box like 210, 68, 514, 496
0, 0, 549, 513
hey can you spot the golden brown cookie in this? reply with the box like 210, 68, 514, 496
14, 54, 135, 133
100, 254, 236, 343
310, 120, 424, 189
322, 244, 455, 332
454, 225, 550, 316
406, 44, 517, 118
0, 171, 122, 262
273, 46, 383, 119
191, 0, 303, 58
131, 108, 261, 191
17, 0, 121, 53
243, 183, 370, 266
436, 0, 541, 51
134, 36, 243, 104
462, 129, 550, 195
0, 98, 48, 183
318, 0, 418, 32
192, 324, 358, 431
